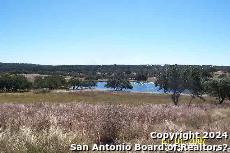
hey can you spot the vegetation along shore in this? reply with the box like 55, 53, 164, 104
0, 63, 229, 153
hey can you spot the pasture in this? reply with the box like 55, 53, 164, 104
0, 91, 229, 153
0, 90, 216, 105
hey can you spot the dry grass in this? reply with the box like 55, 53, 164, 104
0, 91, 229, 153
0, 101, 230, 153
0, 91, 217, 105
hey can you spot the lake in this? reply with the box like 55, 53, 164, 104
95, 81, 165, 93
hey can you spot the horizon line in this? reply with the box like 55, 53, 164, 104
0, 62, 229, 67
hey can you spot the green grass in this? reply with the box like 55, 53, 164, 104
0, 90, 217, 105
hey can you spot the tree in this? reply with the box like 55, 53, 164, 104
135, 71, 148, 82
68, 78, 82, 90
68, 76, 97, 90
105, 73, 133, 91
204, 77, 230, 104
155, 65, 212, 105
83, 74, 97, 89
33, 76, 46, 89
185, 67, 208, 106
81, 80, 97, 89
13, 75, 32, 91
0, 74, 12, 91
0, 74, 31, 92
33, 75, 66, 90
155, 65, 187, 105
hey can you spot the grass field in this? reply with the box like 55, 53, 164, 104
0, 91, 229, 153
0, 90, 217, 105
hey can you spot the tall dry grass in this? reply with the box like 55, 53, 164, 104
0, 103, 230, 153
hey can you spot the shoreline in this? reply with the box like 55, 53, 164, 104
54, 88, 205, 97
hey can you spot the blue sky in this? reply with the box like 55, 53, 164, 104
0, 0, 229, 65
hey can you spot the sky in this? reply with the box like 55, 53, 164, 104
0, 0, 229, 65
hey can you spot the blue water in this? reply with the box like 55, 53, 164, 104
95, 81, 165, 93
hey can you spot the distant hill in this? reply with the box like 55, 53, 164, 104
0, 62, 229, 77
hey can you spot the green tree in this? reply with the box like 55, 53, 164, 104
46, 75, 66, 89
135, 71, 148, 82
83, 74, 97, 89
204, 77, 230, 104
13, 75, 32, 91
0, 74, 12, 91
0, 74, 31, 92
156, 65, 211, 105
81, 80, 97, 89
68, 78, 82, 90
105, 73, 133, 91
185, 67, 208, 106
33, 75, 66, 90
33, 76, 45, 89
155, 65, 187, 105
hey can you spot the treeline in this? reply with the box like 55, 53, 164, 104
0, 72, 137, 92
0, 63, 157, 77
0, 74, 32, 92
0, 62, 229, 78
0, 64, 229, 105
0, 74, 97, 92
